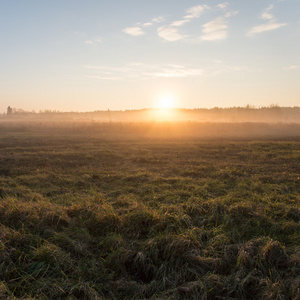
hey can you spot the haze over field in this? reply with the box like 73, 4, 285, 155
1, 0, 299, 113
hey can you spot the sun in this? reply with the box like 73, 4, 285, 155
151, 93, 179, 121
157, 94, 176, 109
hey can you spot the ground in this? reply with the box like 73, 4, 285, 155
0, 124, 299, 299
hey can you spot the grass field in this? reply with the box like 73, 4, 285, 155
0, 123, 299, 299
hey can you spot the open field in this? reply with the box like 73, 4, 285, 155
0, 123, 299, 299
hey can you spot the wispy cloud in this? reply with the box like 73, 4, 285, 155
151, 64, 203, 78
157, 26, 185, 41
248, 22, 287, 35
141, 17, 164, 27
171, 5, 210, 28
84, 75, 122, 80
217, 2, 229, 10
84, 38, 102, 45
151, 16, 164, 24
248, 5, 287, 36
261, 4, 274, 20
157, 4, 210, 42
201, 30, 228, 41
218, 2, 238, 18
198, 2, 238, 41
83, 63, 204, 80
200, 18, 228, 41
123, 16, 164, 36
171, 19, 190, 27
284, 65, 299, 70
123, 26, 144, 36
184, 5, 209, 19
202, 18, 227, 33
122, 3, 237, 43
83, 60, 244, 80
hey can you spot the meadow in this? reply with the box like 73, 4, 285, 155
0, 122, 299, 299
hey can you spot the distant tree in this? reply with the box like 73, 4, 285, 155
7, 106, 12, 115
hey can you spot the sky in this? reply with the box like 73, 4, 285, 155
0, 0, 299, 113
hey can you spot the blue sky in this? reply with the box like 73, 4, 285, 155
0, 0, 299, 112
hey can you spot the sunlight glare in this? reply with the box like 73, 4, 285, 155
151, 93, 179, 121
157, 94, 176, 109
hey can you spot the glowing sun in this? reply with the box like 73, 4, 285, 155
157, 94, 176, 109
152, 93, 178, 120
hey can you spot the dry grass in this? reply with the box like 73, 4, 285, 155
0, 123, 299, 299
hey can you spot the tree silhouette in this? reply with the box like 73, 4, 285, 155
7, 106, 12, 115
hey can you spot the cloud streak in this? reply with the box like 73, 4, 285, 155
248, 22, 286, 35
83, 61, 244, 81
123, 16, 164, 36
84, 38, 102, 45
198, 2, 237, 42
157, 26, 185, 42
122, 3, 237, 43
184, 5, 209, 19
123, 27, 144, 36
83, 63, 204, 80
248, 5, 287, 36
284, 65, 299, 70
201, 18, 228, 41
217, 2, 229, 10
157, 4, 209, 42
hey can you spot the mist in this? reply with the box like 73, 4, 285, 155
1, 106, 299, 140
